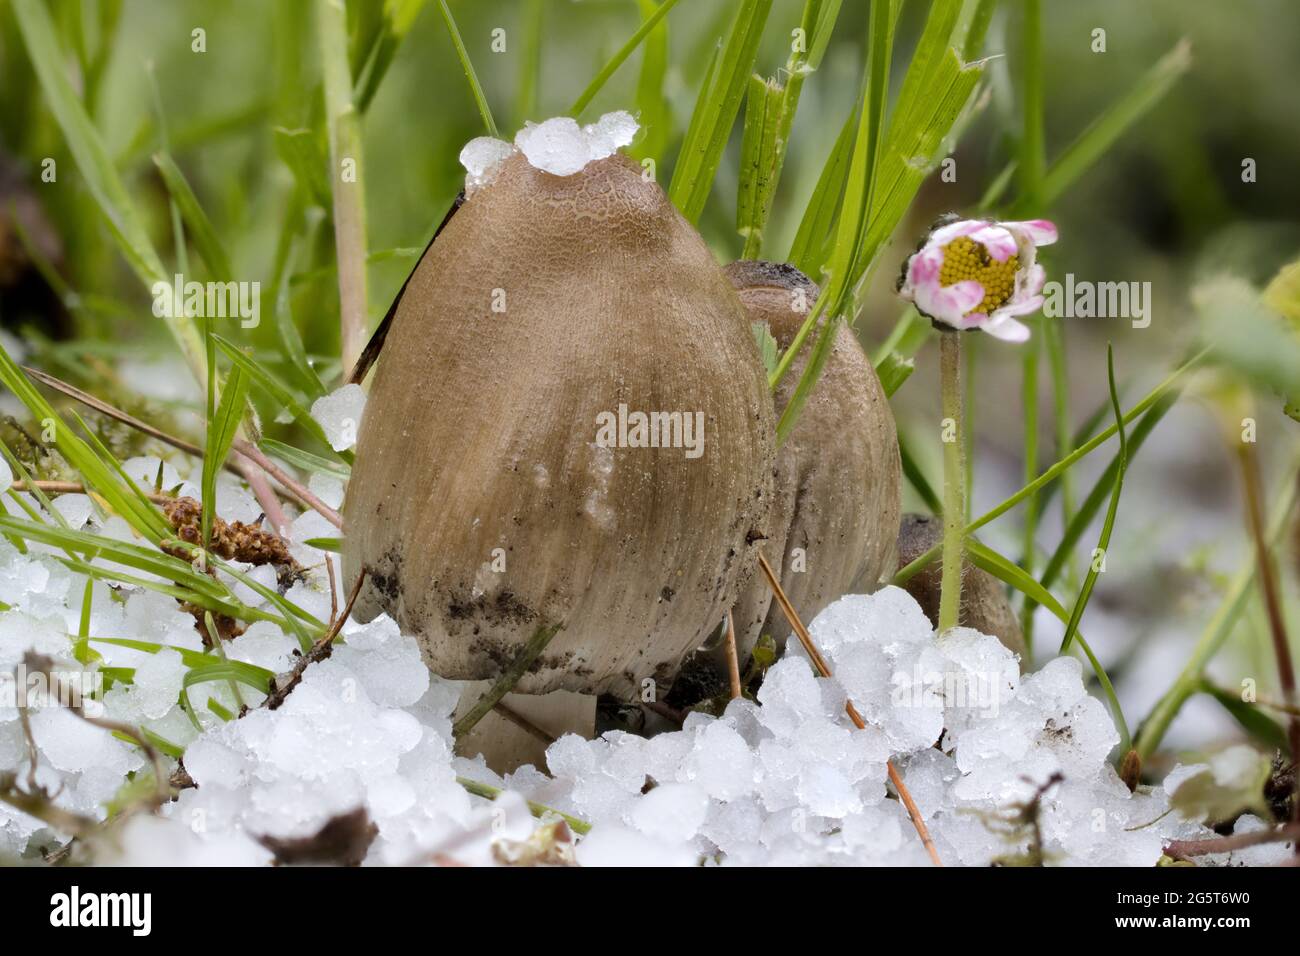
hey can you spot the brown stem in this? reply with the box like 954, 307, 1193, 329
640, 699, 687, 726
240, 462, 291, 537
1164, 822, 1300, 861
265, 571, 366, 710
757, 552, 943, 866
452, 623, 564, 739
723, 609, 742, 701
22, 364, 239, 470
325, 553, 339, 627
233, 442, 342, 529
1237, 441, 1300, 847
22, 363, 342, 529
8, 479, 171, 503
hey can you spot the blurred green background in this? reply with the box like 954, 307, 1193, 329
3, 0, 1299, 354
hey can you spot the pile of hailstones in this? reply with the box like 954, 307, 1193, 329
0, 449, 1288, 865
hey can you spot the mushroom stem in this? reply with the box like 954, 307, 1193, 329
938, 330, 966, 633
455, 690, 595, 775
452, 623, 563, 740
492, 701, 558, 745
757, 553, 943, 866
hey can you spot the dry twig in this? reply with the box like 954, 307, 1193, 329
264, 571, 366, 710
757, 552, 944, 867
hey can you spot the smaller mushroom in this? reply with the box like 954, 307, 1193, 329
896, 512, 1026, 662
670, 261, 901, 709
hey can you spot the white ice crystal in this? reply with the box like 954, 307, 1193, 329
0, 517, 1271, 870
459, 136, 517, 191
458, 111, 639, 191
310, 384, 367, 451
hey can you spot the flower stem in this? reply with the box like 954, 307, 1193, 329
894, 346, 1210, 588
939, 331, 965, 633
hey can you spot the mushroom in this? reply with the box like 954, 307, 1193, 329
712, 261, 901, 671
342, 117, 775, 771
895, 512, 1026, 661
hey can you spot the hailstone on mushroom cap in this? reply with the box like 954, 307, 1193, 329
458, 110, 639, 191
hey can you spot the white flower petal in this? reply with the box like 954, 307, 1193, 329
991, 293, 1046, 320
980, 315, 1032, 342
927, 219, 987, 247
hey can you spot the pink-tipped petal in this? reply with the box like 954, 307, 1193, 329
1005, 219, 1058, 247
919, 279, 985, 327
969, 224, 1018, 262
904, 244, 945, 291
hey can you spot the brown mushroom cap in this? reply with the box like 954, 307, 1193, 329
342, 151, 775, 698
896, 512, 1026, 661
725, 260, 901, 657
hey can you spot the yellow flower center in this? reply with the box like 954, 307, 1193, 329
938, 236, 1019, 315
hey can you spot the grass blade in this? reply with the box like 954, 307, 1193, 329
0, 347, 170, 541
10, 0, 206, 382
1039, 391, 1176, 593
899, 430, 942, 514
967, 538, 1130, 749
260, 438, 351, 478
667, 0, 774, 224
1017, 0, 1045, 206
201, 359, 250, 552
1036, 39, 1191, 209
212, 334, 352, 464
152, 152, 233, 282
957, 0, 997, 61
355, 0, 431, 113
737, 74, 783, 257
570, 0, 684, 118
788, 111, 855, 273
274, 127, 332, 207
738, 0, 843, 259
894, 347, 1210, 586
876, 350, 915, 398
436, 0, 499, 137
1059, 346, 1128, 653
630, 0, 673, 163
1199, 680, 1289, 753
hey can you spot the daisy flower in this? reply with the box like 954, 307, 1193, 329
898, 217, 1059, 342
